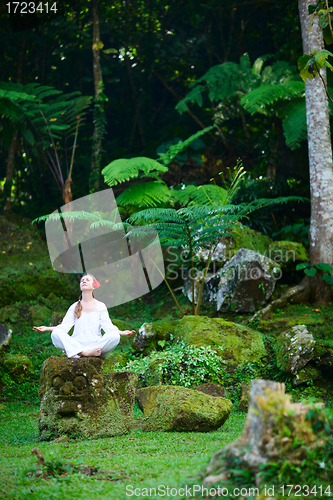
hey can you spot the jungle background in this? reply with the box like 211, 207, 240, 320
1, 1, 333, 499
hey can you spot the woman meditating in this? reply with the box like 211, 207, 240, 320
33, 273, 135, 358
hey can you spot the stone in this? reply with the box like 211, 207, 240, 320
238, 382, 250, 412
38, 356, 137, 441
193, 225, 307, 272
202, 379, 324, 485
184, 248, 281, 313
174, 315, 266, 366
0, 324, 12, 352
132, 320, 177, 354
273, 325, 315, 375
195, 382, 225, 398
136, 385, 232, 432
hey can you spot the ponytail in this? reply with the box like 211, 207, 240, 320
74, 293, 83, 319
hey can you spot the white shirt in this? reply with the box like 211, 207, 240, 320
55, 301, 120, 346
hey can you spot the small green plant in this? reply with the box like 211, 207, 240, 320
116, 341, 227, 388
296, 262, 333, 285
258, 282, 266, 294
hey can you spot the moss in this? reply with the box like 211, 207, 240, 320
38, 357, 137, 441
260, 315, 324, 333
226, 225, 308, 271
1, 354, 34, 383
293, 365, 320, 386
136, 385, 232, 432
238, 382, 250, 412
174, 315, 266, 365
132, 320, 177, 355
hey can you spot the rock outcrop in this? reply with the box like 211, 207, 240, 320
136, 385, 232, 432
38, 356, 137, 441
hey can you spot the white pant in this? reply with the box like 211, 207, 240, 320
51, 329, 120, 359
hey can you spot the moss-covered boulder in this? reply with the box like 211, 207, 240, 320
195, 225, 308, 272
174, 316, 266, 366
136, 385, 232, 432
195, 383, 225, 398
38, 356, 137, 441
293, 365, 321, 386
132, 320, 177, 354
273, 325, 316, 375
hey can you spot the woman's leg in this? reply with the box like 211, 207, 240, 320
99, 332, 120, 359
51, 329, 83, 358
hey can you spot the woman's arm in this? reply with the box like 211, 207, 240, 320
32, 326, 56, 332
99, 305, 135, 336
32, 303, 76, 334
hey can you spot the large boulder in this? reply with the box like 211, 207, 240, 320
2, 354, 34, 382
38, 356, 137, 441
184, 248, 281, 313
273, 325, 316, 375
136, 385, 232, 432
193, 225, 307, 271
174, 316, 266, 366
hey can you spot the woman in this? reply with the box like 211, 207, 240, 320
33, 273, 135, 358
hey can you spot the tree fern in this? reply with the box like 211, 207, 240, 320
116, 181, 172, 208
282, 98, 307, 149
102, 157, 168, 187
240, 81, 305, 115
157, 126, 214, 165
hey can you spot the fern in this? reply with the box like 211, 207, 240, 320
282, 98, 307, 150
240, 81, 305, 115
116, 181, 172, 208
173, 184, 228, 206
157, 126, 214, 165
102, 157, 168, 187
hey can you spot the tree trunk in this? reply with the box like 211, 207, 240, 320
299, 0, 333, 304
3, 130, 19, 211
90, 0, 104, 192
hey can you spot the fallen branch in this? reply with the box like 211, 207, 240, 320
248, 276, 311, 324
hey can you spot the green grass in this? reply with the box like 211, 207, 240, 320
0, 403, 246, 500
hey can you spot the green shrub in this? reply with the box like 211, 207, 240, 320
117, 341, 227, 387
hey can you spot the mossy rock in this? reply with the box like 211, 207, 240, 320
273, 325, 316, 375
228, 225, 308, 271
174, 316, 266, 365
1, 354, 34, 383
136, 385, 232, 432
132, 320, 178, 354
38, 356, 137, 441
195, 382, 225, 398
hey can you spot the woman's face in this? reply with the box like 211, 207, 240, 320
80, 274, 95, 291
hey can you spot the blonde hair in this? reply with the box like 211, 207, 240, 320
74, 273, 98, 319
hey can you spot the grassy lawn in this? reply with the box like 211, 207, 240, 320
0, 403, 246, 500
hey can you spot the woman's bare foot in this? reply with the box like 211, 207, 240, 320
78, 347, 102, 357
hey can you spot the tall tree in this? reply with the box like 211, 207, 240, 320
299, 0, 333, 303
90, 0, 105, 192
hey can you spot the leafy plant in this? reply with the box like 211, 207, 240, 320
117, 341, 227, 388
296, 262, 333, 285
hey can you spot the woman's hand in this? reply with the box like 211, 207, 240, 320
32, 326, 50, 332
120, 329, 136, 337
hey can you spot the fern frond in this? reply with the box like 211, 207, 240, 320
116, 182, 172, 208
102, 157, 168, 187
282, 98, 307, 149
157, 126, 214, 165
241, 81, 305, 115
